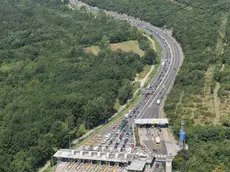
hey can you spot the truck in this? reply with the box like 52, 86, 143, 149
161, 61, 165, 66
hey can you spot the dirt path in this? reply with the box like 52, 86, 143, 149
39, 162, 51, 172
213, 82, 221, 125
175, 91, 184, 115
135, 65, 154, 88
212, 13, 227, 125
220, 64, 225, 71
143, 34, 157, 51
134, 34, 156, 88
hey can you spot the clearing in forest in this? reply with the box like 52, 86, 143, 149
110, 40, 145, 56
84, 46, 100, 55
85, 40, 145, 56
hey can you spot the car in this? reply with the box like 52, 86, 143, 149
156, 164, 159, 168
157, 99, 161, 105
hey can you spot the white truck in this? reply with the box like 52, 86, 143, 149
161, 61, 165, 66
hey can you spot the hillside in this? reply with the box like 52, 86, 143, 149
81, 0, 230, 171
0, 0, 156, 171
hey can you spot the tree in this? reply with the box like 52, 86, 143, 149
144, 48, 156, 65
118, 82, 133, 105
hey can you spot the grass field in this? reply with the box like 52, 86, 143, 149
110, 40, 145, 56
84, 46, 100, 55
84, 40, 145, 56
44, 166, 54, 172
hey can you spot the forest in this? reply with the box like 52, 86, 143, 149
0, 0, 155, 171
81, 0, 230, 171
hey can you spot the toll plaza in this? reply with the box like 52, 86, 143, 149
53, 149, 154, 168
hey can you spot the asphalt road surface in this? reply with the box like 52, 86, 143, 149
137, 26, 183, 119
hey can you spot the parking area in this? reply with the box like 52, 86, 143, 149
55, 162, 127, 172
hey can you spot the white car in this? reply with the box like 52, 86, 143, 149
157, 100, 161, 105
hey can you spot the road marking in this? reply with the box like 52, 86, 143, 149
138, 28, 174, 119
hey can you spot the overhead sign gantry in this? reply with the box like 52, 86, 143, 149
135, 118, 169, 125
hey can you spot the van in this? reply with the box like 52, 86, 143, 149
157, 100, 161, 105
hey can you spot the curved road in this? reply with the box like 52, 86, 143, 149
70, 0, 184, 119
98, 9, 184, 119
137, 25, 183, 119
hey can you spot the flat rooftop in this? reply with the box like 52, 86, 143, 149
54, 149, 152, 163
135, 118, 169, 125
126, 160, 146, 171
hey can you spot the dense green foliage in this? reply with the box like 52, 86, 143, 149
81, 0, 230, 171
0, 0, 154, 171
173, 125, 230, 171
216, 15, 230, 99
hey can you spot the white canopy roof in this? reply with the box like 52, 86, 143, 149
135, 118, 168, 125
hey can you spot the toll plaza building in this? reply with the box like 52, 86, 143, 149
54, 149, 154, 170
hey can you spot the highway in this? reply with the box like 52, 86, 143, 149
92, 8, 184, 120
137, 25, 183, 119
59, 1, 184, 172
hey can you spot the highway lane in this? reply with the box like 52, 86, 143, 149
137, 26, 183, 119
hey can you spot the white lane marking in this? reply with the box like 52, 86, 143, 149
138, 29, 174, 118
